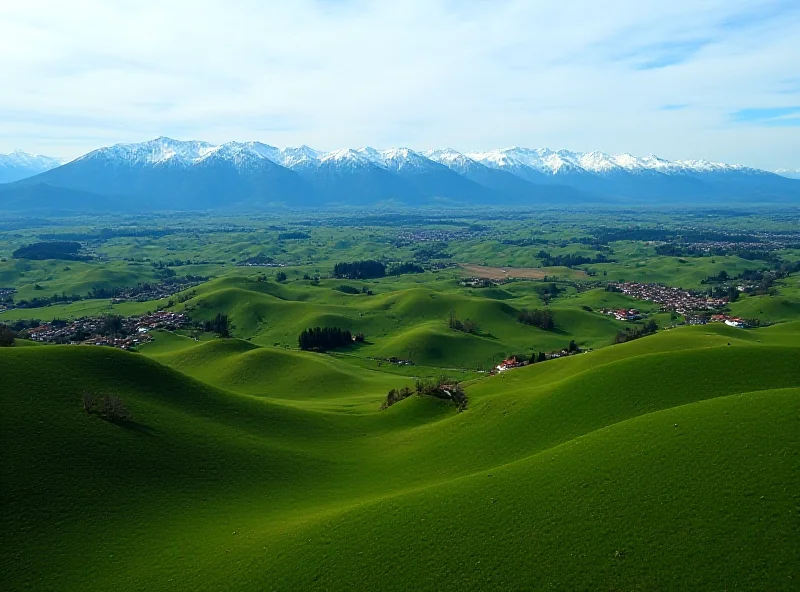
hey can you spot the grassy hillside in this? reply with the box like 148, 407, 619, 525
2, 323, 799, 590
177, 277, 629, 368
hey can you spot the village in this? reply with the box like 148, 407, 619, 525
108, 278, 204, 303
24, 311, 189, 350
608, 281, 728, 315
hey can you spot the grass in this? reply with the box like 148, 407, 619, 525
2, 323, 799, 590
3, 211, 800, 590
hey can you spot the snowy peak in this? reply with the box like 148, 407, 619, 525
79, 137, 217, 167
0, 150, 66, 183
319, 148, 379, 170
0, 150, 65, 168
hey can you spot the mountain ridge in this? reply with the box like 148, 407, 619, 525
2, 137, 799, 211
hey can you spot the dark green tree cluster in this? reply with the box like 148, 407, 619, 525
387, 262, 425, 276
529, 351, 547, 364
333, 260, 386, 279
537, 250, 611, 267
277, 231, 310, 240
298, 326, 353, 351
204, 314, 230, 337
706, 285, 740, 301
517, 309, 555, 330
448, 311, 478, 334
335, 285, 361, 294
15, 292, 82, 309
614, 320, 657, 344
13, 241, 87, 261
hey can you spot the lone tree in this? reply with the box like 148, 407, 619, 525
0, 325, 15, 347
82, 391, 96, 414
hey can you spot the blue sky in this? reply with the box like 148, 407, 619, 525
0, 0, 798, 169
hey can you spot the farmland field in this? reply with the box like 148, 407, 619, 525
2, 207, 800, 590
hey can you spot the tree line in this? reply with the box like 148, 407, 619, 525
387, 262, 425, 276
613, 320, 658, 344
537, 250, 611, 267
298, 326, 355, 351
333, 260, 386, 279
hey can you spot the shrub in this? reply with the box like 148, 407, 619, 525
334, 285, 360, 295
100, 395, 132, 423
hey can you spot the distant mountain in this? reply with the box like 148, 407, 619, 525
775, 168, 800, 180
0, 151, 64, 183
2, 137, 798, 212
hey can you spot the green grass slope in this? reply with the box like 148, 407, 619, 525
2, 325, 798, 591
151, 338, 412, 411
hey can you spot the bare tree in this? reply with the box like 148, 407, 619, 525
82, 391, 96, 415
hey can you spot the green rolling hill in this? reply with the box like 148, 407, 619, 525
2, 323, 799, 590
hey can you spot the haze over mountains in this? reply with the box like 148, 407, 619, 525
1, 137, 799, 212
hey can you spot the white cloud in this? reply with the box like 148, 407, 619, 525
0, 0, 798, 168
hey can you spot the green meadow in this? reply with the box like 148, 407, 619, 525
2, 209, 800, 590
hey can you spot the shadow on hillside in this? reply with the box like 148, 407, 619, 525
118, 420, 159, 436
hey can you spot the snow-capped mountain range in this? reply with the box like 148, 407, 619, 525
1, 137, 798, 212
0, 151, 65, 184
54, 137, 770, 176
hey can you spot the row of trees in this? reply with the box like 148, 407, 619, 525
537, 250, 611, 267
517, 309, 555, 330
526, 340, 580, 364
381, 378, 467, 412
298, 326, 354, 351
333, 260, 386, 279
387, 262, 425, 276
613, 320, 658, 344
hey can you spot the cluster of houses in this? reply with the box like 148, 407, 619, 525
685, 314, 748, 328
610, 282, 727, 315
495, 357, 524, 372
601, 308, 644, 322
0, 287, 15, 312
460, 277, 495, 288
395, 228, 483, 245
109, 279, 203, 303
493, 348, 584, 373
711, 314, 748, 328
26, 311, 189, 349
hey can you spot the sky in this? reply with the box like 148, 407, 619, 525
0, 0, 798, 170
